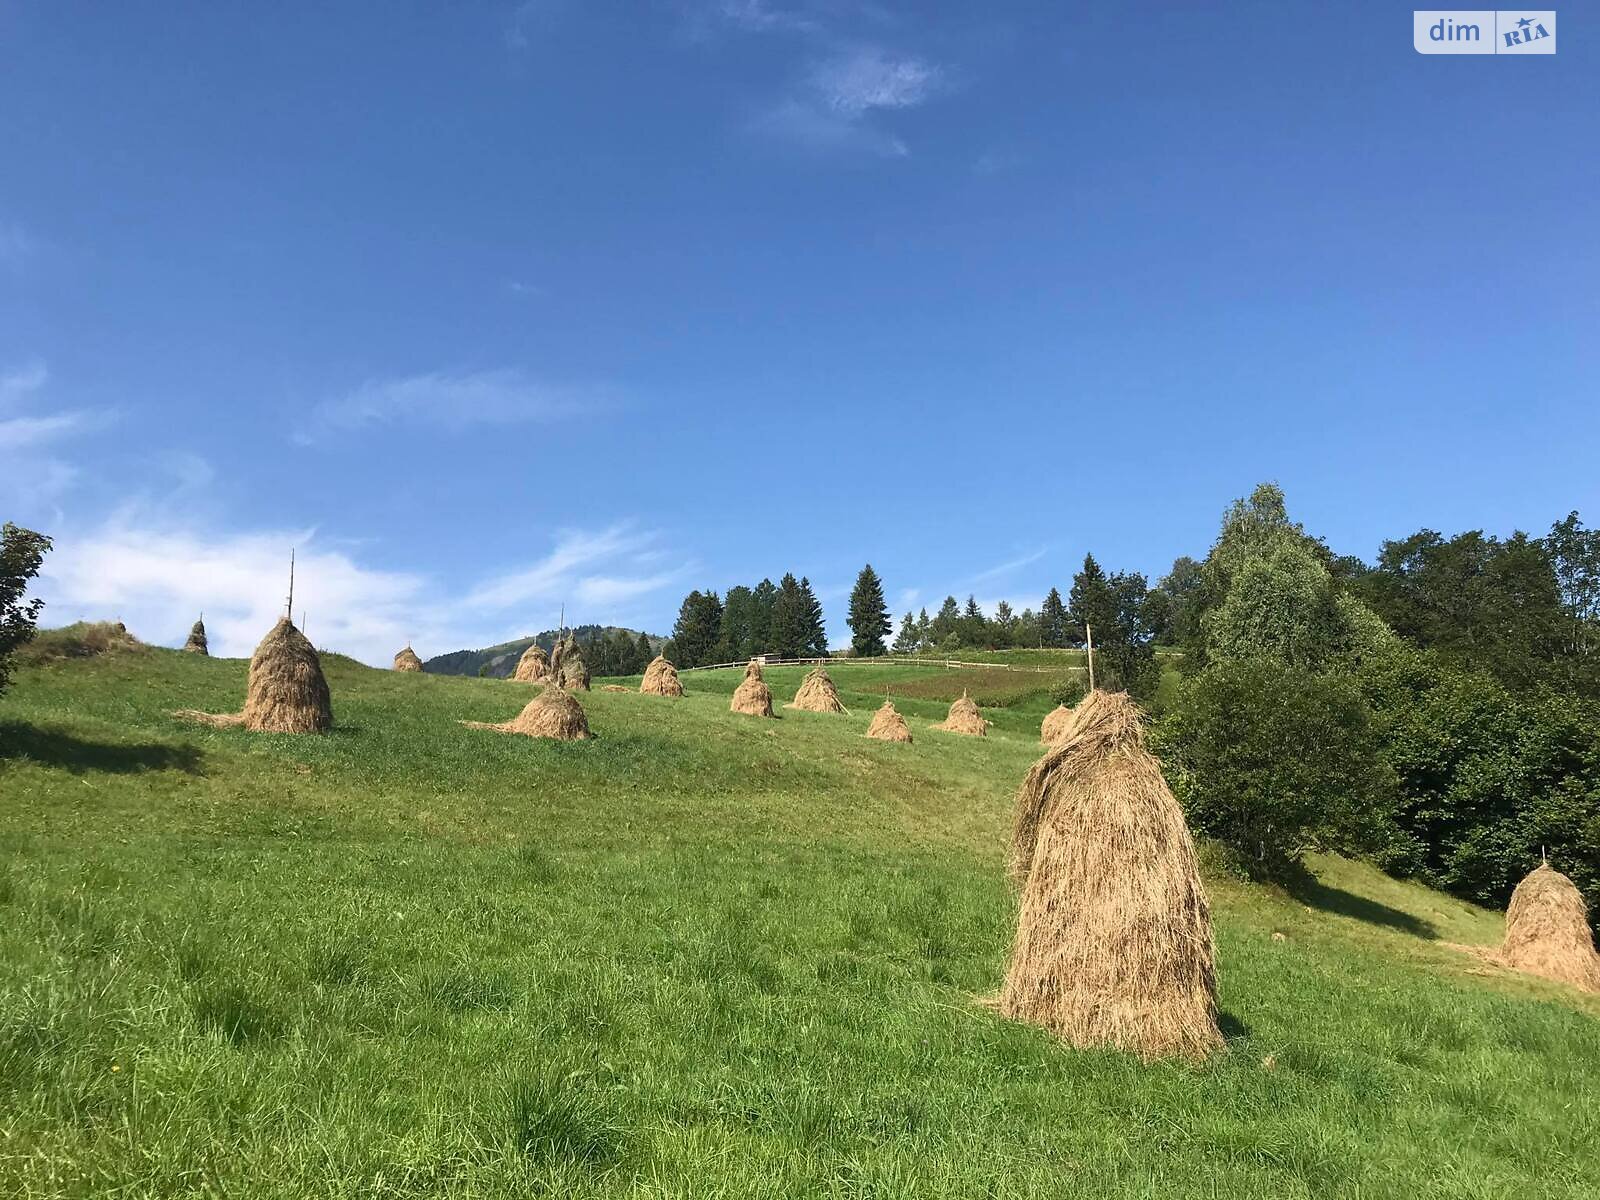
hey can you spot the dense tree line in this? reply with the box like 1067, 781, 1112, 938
1155, 484, 1600, 926
578, 628, 655, 678
666, 574, 828, 667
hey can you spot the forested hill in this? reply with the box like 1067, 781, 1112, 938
423, 625, 664, 677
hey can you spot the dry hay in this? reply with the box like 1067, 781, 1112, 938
640, 654, 684, 697
512, 642, 549, 683
934, 690, 987, 736
997, 689, 1221, 1061
730, 659, 774, 717
787, 666, 848, 714
1040, 703, 1076, 745
601, 684, 630, 692
393, 646, 423, 672
552, 635, 591, 691
460, 684, 591, 740
865, 699, 912, 743
174, 617, 333, 734
1475, 864, 1600, 992
183, 617, 209, 656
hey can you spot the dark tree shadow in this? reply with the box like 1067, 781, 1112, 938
1281, 866, 1437, 940
0, 722, 203, 776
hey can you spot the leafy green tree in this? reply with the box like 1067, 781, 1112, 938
798, 577, 829, 657
1159, 659, 1398, 879
846, 564, 891, 657
0, 523, 51, 700
1038, 588, 1069, 648
1014, 607, 1040, 649
1148, 556, 1203, 646
669, 590, 723, 668
1353, 528, 1564, 689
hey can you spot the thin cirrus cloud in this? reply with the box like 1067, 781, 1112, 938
0, 360, 115, 516
753, 46, 942, 158
295, 368, 606, 444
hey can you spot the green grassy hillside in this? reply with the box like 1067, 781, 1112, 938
2, 647, 1598, 1198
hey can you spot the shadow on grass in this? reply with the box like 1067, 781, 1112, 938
1282, 867, 1437, 941
1218, 1011, 1252, 1042
0, 721, 202, 776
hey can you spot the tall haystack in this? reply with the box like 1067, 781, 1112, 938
1040, 703, 1075, 745
640, 655, 684, 697
512, 642, 549, 683
865, 698, 912, 743
551, 634, 590, 691
998, 689, 1221, 1061
175, 617, 333, 734
183, 617, 209, 656
730, 659, 774, 717
460, 684, 591, 741
393, 646, 423, 672
934, 690, 987, 736
787, 666, 847, 714
1493, 864, 1600, 992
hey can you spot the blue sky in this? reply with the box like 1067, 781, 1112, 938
2, 1, 1596, 662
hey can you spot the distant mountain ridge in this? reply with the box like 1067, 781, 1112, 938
423, 626, 665, 678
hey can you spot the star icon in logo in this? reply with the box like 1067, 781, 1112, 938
1517, 15, 1533, 28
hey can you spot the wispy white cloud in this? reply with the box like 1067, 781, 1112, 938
297, 368, 605, 443
0, 412, 91, 451
753, 45, 941, 158
968, 545, 1049, 585
37, 518, 690, 666
810, 47, 938, 114
0, 361, 115, 520
0, 360, 49, 406
715, 0, 819, 34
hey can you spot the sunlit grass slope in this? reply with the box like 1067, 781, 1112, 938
2, 647, 1598, 1198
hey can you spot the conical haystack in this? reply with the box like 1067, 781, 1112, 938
393, 646, 423, 672
787, 666, 847, 714
175, 617, 333, 733
1040, 703, 1075, 745
1491, 864, 1600, 992
553, 635, 590, 691
730, 659, 774, 717
640, 655, 684, 697
998, 689, 1221, 1061
865, 699, 912, 743
512, 642, 549, 683
183, 617, 209, 656
460, 685, 591, 740
935, 690, 987, 736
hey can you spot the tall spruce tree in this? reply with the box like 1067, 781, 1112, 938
719, 585, 756, 662
847, 564, 891, 657
1070, 555, 1116, 644
931, 596, 961, 644
749, 578, 778, 654
669, 590, 723, 668
769, 574, 805, 658
799, 576, 829, 656
892, 612, 919, 654
1039, 587, 1069, 648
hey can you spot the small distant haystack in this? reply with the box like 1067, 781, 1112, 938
393, 646, 423, 672
730, 659, 774, 717
512, 642, 549, 683
1040, 704, 1075, 745
935, 690, 987, 736
998, 689, 1220, 1061
1491, 864, 1600, 992
460, 684, 591, 741
866, 699, 912, 743
183, 617, 209, 656
788, 666, 847, 714
175, 617, 333, 734
602, 684, 629, 692
640, 655, 684, 697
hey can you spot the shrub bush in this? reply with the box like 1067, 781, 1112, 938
1156, 659, 1398, 879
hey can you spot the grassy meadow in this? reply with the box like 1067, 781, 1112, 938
3, 645, 1600, 1197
